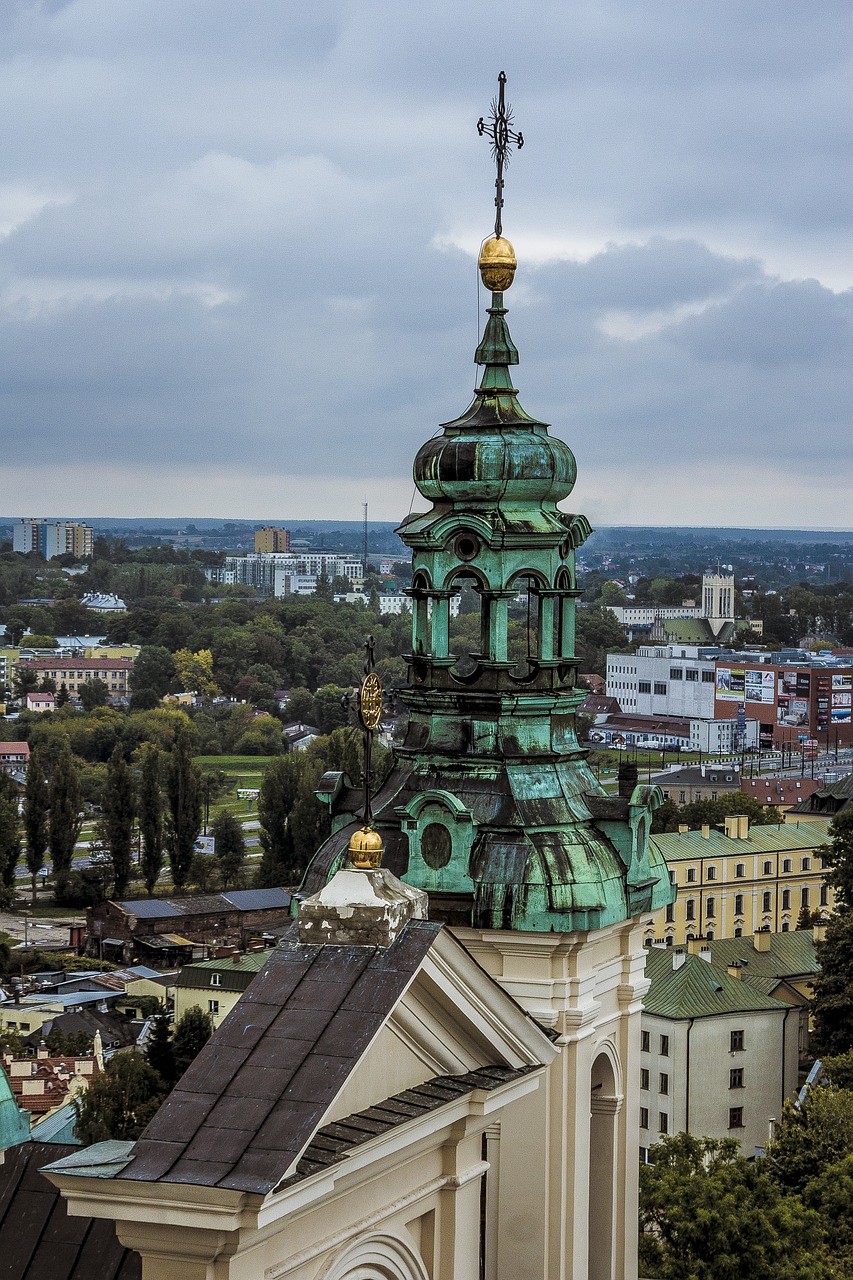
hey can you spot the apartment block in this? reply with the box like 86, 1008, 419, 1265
13, 520, 94, 560
253, 527, 291, 554
20, 656, 133, 697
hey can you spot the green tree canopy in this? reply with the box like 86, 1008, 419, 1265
164, 727, 202, 890
171, 1006, 213, 1084
211, 808, 245, 890
100, 743, 136, 897
73, 1051, 166, 1145
640, 1132, 828, 1280
23, 746, 50, 903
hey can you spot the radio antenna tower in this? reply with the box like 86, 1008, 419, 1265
362, 502, 368, 579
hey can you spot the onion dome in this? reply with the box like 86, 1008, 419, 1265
413, 242, 576, 508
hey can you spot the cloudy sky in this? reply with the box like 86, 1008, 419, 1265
2, 1, 852, 528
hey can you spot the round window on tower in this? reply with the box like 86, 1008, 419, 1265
454, 532, 480, 562
420, 822, 452, 869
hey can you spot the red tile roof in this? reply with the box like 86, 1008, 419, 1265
740, 777, 821, 806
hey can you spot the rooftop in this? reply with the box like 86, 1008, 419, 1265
650, 818, 832, 862
644, 946, 790, 1020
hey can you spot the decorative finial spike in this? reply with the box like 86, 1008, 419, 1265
477, 70, 524, 238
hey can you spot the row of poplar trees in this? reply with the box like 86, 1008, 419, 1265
16, 727, 204, 900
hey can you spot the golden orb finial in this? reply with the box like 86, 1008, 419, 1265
348, 824, 384, 871
479, 235, 517, 292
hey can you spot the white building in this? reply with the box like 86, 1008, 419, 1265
608, 603, 700, 627
13, 519, 94, 560
211, 553, 364, 595
690, 717, 759, 754
606, 645, 720, 718
641, 944, 799, 1159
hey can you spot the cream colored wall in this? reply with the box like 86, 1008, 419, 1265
455, 919, 648, 1280
173, 988, 242, 1029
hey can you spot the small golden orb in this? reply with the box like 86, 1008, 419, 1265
479, 236, 517, 292
348, 824, 384, 870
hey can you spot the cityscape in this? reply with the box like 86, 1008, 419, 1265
2, 8, 853, 1280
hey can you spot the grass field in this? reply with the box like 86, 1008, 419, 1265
195, 756, 276, 772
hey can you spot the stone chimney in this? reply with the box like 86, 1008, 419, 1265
617, 761, 638, 799
298, 825, 428, 947
678, 824, 689, 834
813, 923, 827, 942
753, 929, 772, 952
701, 824, 711, 839
231, 949, 241, 964
727, 962, 742, 980
672, 950, 687, 971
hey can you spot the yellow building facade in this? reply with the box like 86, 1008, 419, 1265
647, 817, 834, 945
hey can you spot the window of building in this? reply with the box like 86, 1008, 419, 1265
687, 867, 697, 883
641, 1030, 650, 1052
707, 866, 716, 881
734, 894, 744, 915
731, 1030, 744, 1052
659, 1073, 669, 1096
702, 670, 715, 682
802, 857, 811, 871
734, 927, 743, 937
711, 791, 718, 801
821, 884, 829, 906
706, 898, 716, 919
680, 792, 686, 803
694, 791, 702, 801
670, 668, 683, 680
801, 887, 810, 909
19, 1023, 30, 1032
729, 1107, 744, 1129
686, 899, 696, 921
640, 1068, 649, 1090
686, 669, 698, 682
654, 683, 667, 695
735, 863, 745, 878
782, 889, 790, 910
659, 1112, 669, 1134
763, 860, 773, 875
660, 1035, 669, 1056
640, 1107, 649, 1129
782, 858, 792, 873
208, 1000, 219, 1015
638, 681, 651, 694
730, 1068, 744, 1089
782, 921, 790, 932
210, 974, 222, 986
665, 903, 674, 923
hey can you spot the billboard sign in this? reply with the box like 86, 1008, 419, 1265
716, 667, 745, 701
778, 670, 811, 726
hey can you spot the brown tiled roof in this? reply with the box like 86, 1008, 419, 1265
0, 1141, 140, 1280
740, 777, 820, 806
116, 919, 441, 1194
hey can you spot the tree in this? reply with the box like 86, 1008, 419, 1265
23, 747, 50, 904
13, 665, 39, 698
144, 1010, 176, 1087
138, 744, 165, 894
164, 728, 202, 890
811, 912, 853, 1056
257, 755, 302, 886
289, 757, 330, 869
818, 810, 853, 909
129, 645, 176, 708
211, 809, 245, 889
0, 771, 21, 891
767, 1081, 853, 1195
100, 744, 136, 897
74, 1051, 166, 1144
640, 1132, 828, 1280
78, 677, 111, 710
171, 1006, 213, 1083
172, 647, 219, 697
55, 681, 70, 708
48, 737, 82, 881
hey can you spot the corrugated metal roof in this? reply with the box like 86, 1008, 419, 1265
651, 819, 833, 862
220, 888, 291, 911
644, 947, 789, 1020
117, 899, 181, 919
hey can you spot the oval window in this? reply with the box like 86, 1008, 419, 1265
454, 532, 480, 562
421, 822, 452, 869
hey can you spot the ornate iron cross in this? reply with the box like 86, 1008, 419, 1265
477, 70, 524, 237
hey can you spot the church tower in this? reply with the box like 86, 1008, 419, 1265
301, 73, 673, 1280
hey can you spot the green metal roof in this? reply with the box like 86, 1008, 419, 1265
704, 930, 819, 981
175, 949, 269, 992
643, 946, 790, 1020
651, 819, 833, 863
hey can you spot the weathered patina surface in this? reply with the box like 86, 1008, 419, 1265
300, 271, 673, 933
